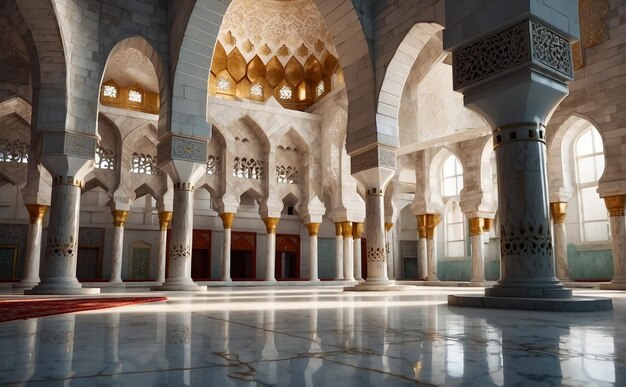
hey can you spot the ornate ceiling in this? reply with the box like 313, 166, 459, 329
103, 47, 159, 93
209, 0, 342, 110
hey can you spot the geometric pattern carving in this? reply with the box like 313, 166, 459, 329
0, 246, 18, 279
350, 146, 396, 175
500, 223, 553, 258
453, 20, 573, 91
45, 235, 77, 259
95, 145, 115, 170
367, 246, 385, 263
276, 165, 298, 184
0, 138, 28, 163
171, 136, 207, 163
42, 132, 96, 159
206, 155, 222, 175
170, 244, 191, 262
130, 152, 159, 175
234, 157, 263, 179
130, 246, 150, 280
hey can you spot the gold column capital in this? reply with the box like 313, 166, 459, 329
220, 212, 235, 229
263, 217, 280, 234
605, 195, 625, 217
417, 214, 427, 239
341, 221, 353, 238
158, 211, 173, 231
425, 214, 441, 240
352, 222, 364, 239
305, 222, 320, 236
335, 222, 342, 236
384, 222, 394, 232
469, 217, 484, 236
112, 210, 129, 227
549, 202, 568, 223
25, 204, 49, 224
483, 218, 493, 232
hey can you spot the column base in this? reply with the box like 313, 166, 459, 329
485, 285, 572, 298
448, 294, 612, 312
106, 282, 126, 288
25, 287, 100, 295
13, 281, 39, 290
599, 282, 626, 290
345, 280, 416, 292
151, 284, 207, 291
308, 278, 321, 283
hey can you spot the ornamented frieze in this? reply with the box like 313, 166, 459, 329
350, 146, 396, 175
158, 135, 208, 165
453, 20, 573, 91
42, 132, 96, 159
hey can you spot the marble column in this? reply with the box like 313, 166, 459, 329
305, 223, 320, 282
602, 196, 626, 288
263, 217, 279, 282
219, 213, 235, 282
364, 188, 389, 285
109, 210, 129, 286
550, 202, 570, 281
425, 214, 440, 281
342, 221, 354, 281
27, 177, 98, 295
14, 204, 48, 289
352, 222, 364, 281
156, 211, 172, 284
334, 222, 344, 280
417, 215, 428, 280
469, 217, 485, 283
385, 222, 394, 280
153, 183, 206, 291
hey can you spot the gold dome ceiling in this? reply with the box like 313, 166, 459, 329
209, 0, 343, 110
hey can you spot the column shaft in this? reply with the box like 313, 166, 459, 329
385, 222, 394, 280
15, 205, 48, 289
426, 214, 440, 281
364, 188, 389, 284
606, 196, 626, 284
334, 223, 343, 280
156, 211, 172, 284
417, 215, 428, 280
550, 203, 570, 281
305, 223, 320, 282
342, 221, 354, 280
263, 217, 279, 282
352, 222, 364, 280
469, 217, 485, 282
109, 210, 128, 285
220, 213, 235, 282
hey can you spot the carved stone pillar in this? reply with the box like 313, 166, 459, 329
334, 222, 344, 280
600, 196, 626, 289
425, 214, 441, 281
109, 210, 129, 286
550, 202, 570, 281
263, 217, 279, 282
469, 217, 485, 283
27, 132, 99, 295
417, 215, 428, 280
220, 213, 235, 282
445, 5, 611, 310
342, 221, 354, 281
362, 188, 390, 286
156, 211, 172, 284
153, 183, 206, 291
305, 223, 320, 282
352, 222, 364, 281
14, 204, 48, 289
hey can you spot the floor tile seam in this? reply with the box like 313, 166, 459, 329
321, 357, 439, 386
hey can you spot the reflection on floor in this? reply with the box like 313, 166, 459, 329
0, 286, 624, 386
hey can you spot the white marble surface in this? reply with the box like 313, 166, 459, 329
16, 222, 43, 288
266, 233, 277, 282
608, 215, 626, 284
427, 237, 438, 281
335, 235, 343, 280
222, 228, 232, 282
156, 229, 167, 284
109, 226, 124, 284
353, 238, 362, 281
418, 238, 427, 280
365, 193, 389, 284
343, 236, 354, 281
309, 235, 319, 281
1, 286, 626, 386
470, 234, 484, 282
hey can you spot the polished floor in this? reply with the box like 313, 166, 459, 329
0, 286, 625, 386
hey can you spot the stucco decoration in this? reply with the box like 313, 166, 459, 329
579, 0, 609, 48
42, 132, 96, 159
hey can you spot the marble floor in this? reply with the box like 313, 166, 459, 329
1, 286, 625, 386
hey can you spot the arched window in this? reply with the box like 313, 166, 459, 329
441, 155, 466, 257
574, 127, 608, 241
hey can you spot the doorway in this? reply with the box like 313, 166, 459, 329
275, 234, 300, 280
231, 232, 256, 280
191, 230, 212, 280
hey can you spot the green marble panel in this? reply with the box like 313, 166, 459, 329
0, 247, 17, 279
318, 238, 336, 279
566, 243, 613, 281
131, 247, 150, 280
436, 258, 501, 281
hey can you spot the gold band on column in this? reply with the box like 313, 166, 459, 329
417, 215, 427, 239
112, 210, 129, 227
425, 214, 441, 240
605, 195, 625, 217
173, 182, 195, 191
483, 218, 493, 232
335, 222, 342, 236
384, 222, 393, 232
549, 202, 568, 224
469, 217, 484, 236
352, 222, 364, 239
52, 176, 84, 188
25, 204, 49, 224
305, 223, 320, 236
220, 213, 235, 229
158, 211, 173, 231
341, 221, 353, 238
263, 217, 280, 234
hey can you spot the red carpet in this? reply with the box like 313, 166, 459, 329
0, 297, 167, 323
